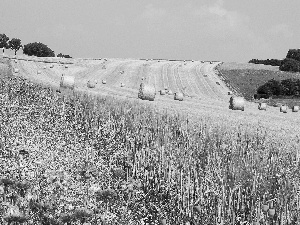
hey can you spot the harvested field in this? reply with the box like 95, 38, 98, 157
2, 56, 300, 224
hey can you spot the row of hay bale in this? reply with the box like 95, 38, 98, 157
229, 96, 300, 113
138, 84, 185, 102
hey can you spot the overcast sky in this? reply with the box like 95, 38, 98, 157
0, 0, 299, 62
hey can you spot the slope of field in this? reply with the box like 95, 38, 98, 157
7, 56, 300, 139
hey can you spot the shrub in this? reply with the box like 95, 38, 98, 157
23, 42, 55, 57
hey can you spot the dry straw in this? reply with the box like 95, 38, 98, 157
292, 106, 299, 112
102, 80, 107, 84
50, 64, 54, 68
121, 83, 125, 87
60, 74, 75, 90
228, 91, 232, 95
229, 96, 245, 111
87, 80, 96, 88
65, 65, 69, 68
37, 70, 41, 75
14, 68, 19, 73
138, 83, 156, 101
258, 102, 267, 111
174, 92, 184, 101
43, 66, 47, 69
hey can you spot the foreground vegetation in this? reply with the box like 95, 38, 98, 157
0, 60, 300, 224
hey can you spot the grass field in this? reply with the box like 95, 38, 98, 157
1, 58, 300, 224
217, 62, 300, 107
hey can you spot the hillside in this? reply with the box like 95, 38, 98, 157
1, 57, 300, 224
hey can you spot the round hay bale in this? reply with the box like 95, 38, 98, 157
292, 105, 299, 112
280, 105, 287, 113
65, 65, 68, 68
138, 83, 156, 101
43, 66, 47, 69
160, 90, 166, 95
102, 80, 107, 84
168, 90, 173, 95
174, 92, 184, 101
258, 102, 267, 111
14, 59, 17, 63
14, 68, 19, 73
60, 74, 75, 90
121, 83, 125, 87
216, 81, 220, 85
228, 91, 232, 95
87, 80, 96, 88
50, 64, 54, 68
229, 96, 245, 111
37, 70, 41, 75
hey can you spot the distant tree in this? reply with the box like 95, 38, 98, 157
23, 42, 55, 57
57, 53, 72, 58
286, 49, 300, 62
0, 33, 9, 54
249, 59, 282, 66
8, 38, 22, 55
279, 58, 300, 72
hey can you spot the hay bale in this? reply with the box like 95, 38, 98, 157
14, 59, 17, 63
216, 81, 220, 85
14, 68, 19, 73
168, 90, 173, 95
102, 80, 106, 84
121, 83, 125, 87
65, 65, 68, 68
37, 70, 41, 75
292, 106, 299, 112
280, 105, 287, 113
258, 102, 267, 111
229, 96, 245, 111
174, 92, 184, 101
228, 91, 232, 95
60, 74, 75, 90
87, 80, 96, 88
160, 90, 166, 95
43, 66, 47, 69
138, 83, 156, 101
50, 64, 54, 68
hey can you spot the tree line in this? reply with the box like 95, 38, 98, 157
0, 33, 71, 58
249, 49, 300, 72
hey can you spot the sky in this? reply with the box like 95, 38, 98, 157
0, 0, 299, 62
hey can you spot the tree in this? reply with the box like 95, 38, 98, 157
23, 42, 55, 57
279, 58, 300, 72
57, 53, 72, 58
8, 38, 22, 55
286, 49, 300, 62
0, 33, 9, 55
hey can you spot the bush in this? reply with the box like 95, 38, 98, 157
23, 42, 55, 57
279, 58, 300, 72
257, 78, 300, 97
